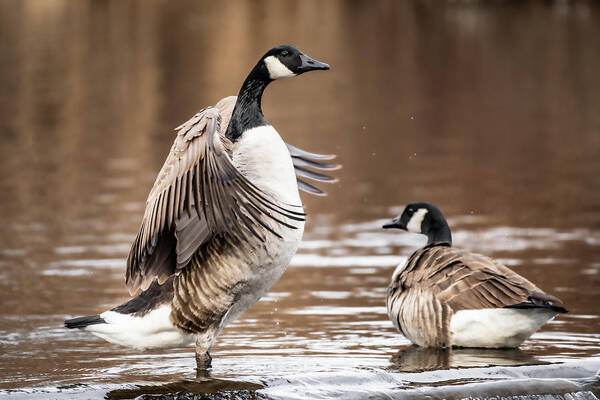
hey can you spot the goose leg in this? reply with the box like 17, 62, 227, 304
195, 351, 212, 374
195, 331, 214, 372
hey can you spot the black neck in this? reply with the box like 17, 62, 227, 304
226, 64, 271, 141
426, 221, 452, 245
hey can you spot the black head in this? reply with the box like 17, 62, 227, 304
260, 45, 330, 80
382, 202, 452, 244
227, 45, 329, 141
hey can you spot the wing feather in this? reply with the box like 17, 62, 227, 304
286, 142, 336, 160
290, 155, 339, 170
126, 101, 306, 294
296, 179, 326, 196
286, 142, 340, 195
293, 165, 337, 182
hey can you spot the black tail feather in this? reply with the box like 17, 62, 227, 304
505, 302, 568, 314
64, 315, 106, 329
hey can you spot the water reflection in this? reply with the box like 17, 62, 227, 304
389, 346, 543, 373
105, 378, 262, 400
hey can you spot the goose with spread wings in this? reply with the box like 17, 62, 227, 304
64, 45, 337, 369
383, 202, 566, 348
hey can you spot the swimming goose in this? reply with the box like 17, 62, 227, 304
383, 202, 566, 348
64, 45, 334, 369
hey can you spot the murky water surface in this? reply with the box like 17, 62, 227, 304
1, 1, 599, 398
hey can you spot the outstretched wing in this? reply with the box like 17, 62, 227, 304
286, 143, 340, 196
126, 99, 305, 295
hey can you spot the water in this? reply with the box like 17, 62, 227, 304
0, 1, 599, 398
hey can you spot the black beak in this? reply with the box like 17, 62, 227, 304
382, 217, 404, 230
298, 53, 330, 73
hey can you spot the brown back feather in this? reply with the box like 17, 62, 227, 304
394, 243, 565, 312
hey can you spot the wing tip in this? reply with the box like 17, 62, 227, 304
504, 302, 568, 314
297, 179, 329, 196
313, 154, 337, 161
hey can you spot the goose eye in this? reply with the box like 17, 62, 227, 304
281, 50, 289, 57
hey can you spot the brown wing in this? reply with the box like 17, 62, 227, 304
396, 243, 565, 312
126, 97, 305, 294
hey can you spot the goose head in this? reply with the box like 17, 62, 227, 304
226, 45, 330, 141
382, 202, 452, 245
260, 45, 330, 80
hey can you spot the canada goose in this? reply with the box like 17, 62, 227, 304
64, 45, 335, 369
383, 202, 567, 348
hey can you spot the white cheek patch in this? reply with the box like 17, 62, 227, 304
264, 55, 296, 79
406, 208, 428, 233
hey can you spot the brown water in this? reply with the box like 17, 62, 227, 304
0, 1, 599, 398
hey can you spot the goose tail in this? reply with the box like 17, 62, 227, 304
64, 315, 106, 329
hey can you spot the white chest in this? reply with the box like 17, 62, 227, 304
232, 125, 302, 206
222, 125, 304, 327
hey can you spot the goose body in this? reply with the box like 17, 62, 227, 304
383, 203, 566, 348
64, 46, 335, 368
